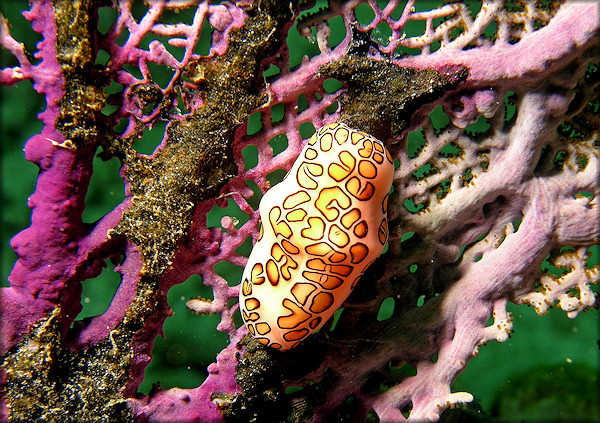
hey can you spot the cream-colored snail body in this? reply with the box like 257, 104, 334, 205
239, 123, 394, 350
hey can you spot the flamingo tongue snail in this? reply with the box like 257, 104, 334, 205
239, 123, 394, 350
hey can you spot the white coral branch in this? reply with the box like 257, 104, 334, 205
518, 247, 598, 318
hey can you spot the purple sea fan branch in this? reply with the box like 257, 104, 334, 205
1, 0, 290, 420
374, 180, 558, 421
396, 3, 598, 84
1, 0, 79, 353
366, 3, 599, 421
265, 2, 597, 421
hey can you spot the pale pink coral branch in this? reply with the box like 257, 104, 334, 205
395, 3, 599, 83
386, 0, 416, 32
0, 13, 31, 85
375, 179, 557, 421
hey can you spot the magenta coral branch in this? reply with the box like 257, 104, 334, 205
1, 0, 81, 353
132, 342, 242, 423
3, 140, 98, 347
69, 237, 142, 349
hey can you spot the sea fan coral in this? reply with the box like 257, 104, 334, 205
1, 1, 598, 422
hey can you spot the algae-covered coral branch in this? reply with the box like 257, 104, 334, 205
1, 1, 598, 422
2, 1, 297, 421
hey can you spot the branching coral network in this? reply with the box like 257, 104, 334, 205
1, 1, 598, 422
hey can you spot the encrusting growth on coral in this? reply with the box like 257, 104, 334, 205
110, 0, 295, 278
1, 0, 598, 422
